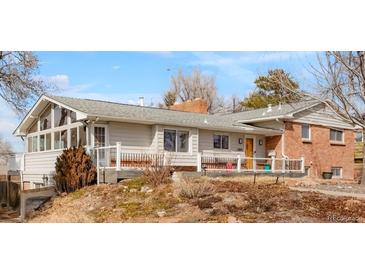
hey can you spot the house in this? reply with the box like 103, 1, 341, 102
13, 95, 355, 188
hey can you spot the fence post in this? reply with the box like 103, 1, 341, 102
253, 157, 256, 172
197, 152, 202, 172
96, 149, 100, 185
300, 156, 305, 173
237, 155, 241, 172
271, 156, 275, 173
282, 157, 285, 173
116, 142, 121, 171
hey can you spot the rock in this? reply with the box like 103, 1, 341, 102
141, 186, 151, 193
156, 210, 166, 217
227, 216, 238, 223
129, 189, 137, 193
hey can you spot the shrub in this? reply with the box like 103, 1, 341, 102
142, 154, 173, 186
54, 146, 96, 193
178, 181, 215, 199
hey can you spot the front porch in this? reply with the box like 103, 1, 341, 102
93, 142, 305, 183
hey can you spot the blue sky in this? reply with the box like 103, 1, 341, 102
1, 51, 319, 151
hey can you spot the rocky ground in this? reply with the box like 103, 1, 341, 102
28, 176, 365, 223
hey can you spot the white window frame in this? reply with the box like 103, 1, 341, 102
301, 124, 311, 141
91, 124, 109, 148
331, 167, 343, 178
330, 128, 344, 143
163, 128, 191, 153
213, 133, 230, 150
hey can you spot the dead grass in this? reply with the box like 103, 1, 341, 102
29, 176, 365, 223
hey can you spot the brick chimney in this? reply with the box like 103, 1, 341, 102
169, 98, 208, 114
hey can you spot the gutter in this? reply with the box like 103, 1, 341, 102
236, 114, 294, 123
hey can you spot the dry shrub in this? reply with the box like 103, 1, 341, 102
142, 154, 173, 186
54, 146, 96, 193
178, 180, 215, 199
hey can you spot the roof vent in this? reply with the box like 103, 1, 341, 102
267, 104, 272, 112
139, 96, 145, 107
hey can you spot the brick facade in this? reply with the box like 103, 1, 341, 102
266, 121, 355, 180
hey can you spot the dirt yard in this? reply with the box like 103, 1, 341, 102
29, 176, 365, 223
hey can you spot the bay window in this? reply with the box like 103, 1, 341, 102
164, 129, 189, 152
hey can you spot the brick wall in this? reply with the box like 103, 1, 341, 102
284, 122, 354, 180
169, 98, 208, 114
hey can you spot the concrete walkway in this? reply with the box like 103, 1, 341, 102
290, 186, 365, 200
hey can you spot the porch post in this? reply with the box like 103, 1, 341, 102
300, 156, 305, 173
271, 156, 275, 173
197, 152, 202, 172
116, 142, 121, 171
282, 157, 285, 173
96, 148, 100, 185
237, 155, 241, 172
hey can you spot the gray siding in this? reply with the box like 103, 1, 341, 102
293, 104, 354, 129
23, 150, 62, 184
108, 122, 153, 151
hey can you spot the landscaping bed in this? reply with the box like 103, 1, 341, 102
29, 176, 365, 223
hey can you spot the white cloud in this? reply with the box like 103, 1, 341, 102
112, 65, 120, 70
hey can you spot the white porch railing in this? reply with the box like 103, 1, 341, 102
91, 143, 305, 184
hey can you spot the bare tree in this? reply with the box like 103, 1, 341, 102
0, 51, 45, 114
0, 137, 13, 161
310, 51, 365, 184
164, 69, 220, 113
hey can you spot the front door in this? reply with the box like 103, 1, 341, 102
245, 138, 254, 169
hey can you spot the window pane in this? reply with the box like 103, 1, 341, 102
54, 131, 60, 149
331, 167, 342, 177
70, 111, 77, 123
213, 135, 221, 149
302, 124, 309, 139
40, 135, 45, 151
54, 105, 68, 127
40, 105, 52, 130
164, 129, 176, 152
79, 126, 86, 146
222, 135, 229, 149
94, 127, 106, 147
71, 127, 77, 147
330, 129, 336, 141
177, 131, 189, 152
60, 130, 67, 149
46, 133, 51, 150
28, 137, 32, 152
29, 122, 38, 133
337, 131, 343, 142
32, 136, 38, 152
355, 132, 363, 142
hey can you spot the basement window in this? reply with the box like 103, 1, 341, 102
331, 167, 342, 178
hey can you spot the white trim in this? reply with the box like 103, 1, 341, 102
331, 167, 343, 178
91, 124, 109, 147
244, 135, 256, 158
301, 123, 311, 142
162, 127, 192, 154
212, 132, 231, 150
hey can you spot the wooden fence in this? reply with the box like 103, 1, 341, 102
0, 175, 21, 209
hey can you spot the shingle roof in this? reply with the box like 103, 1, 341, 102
221, 100, 322, 122
48, 95, 281, 134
